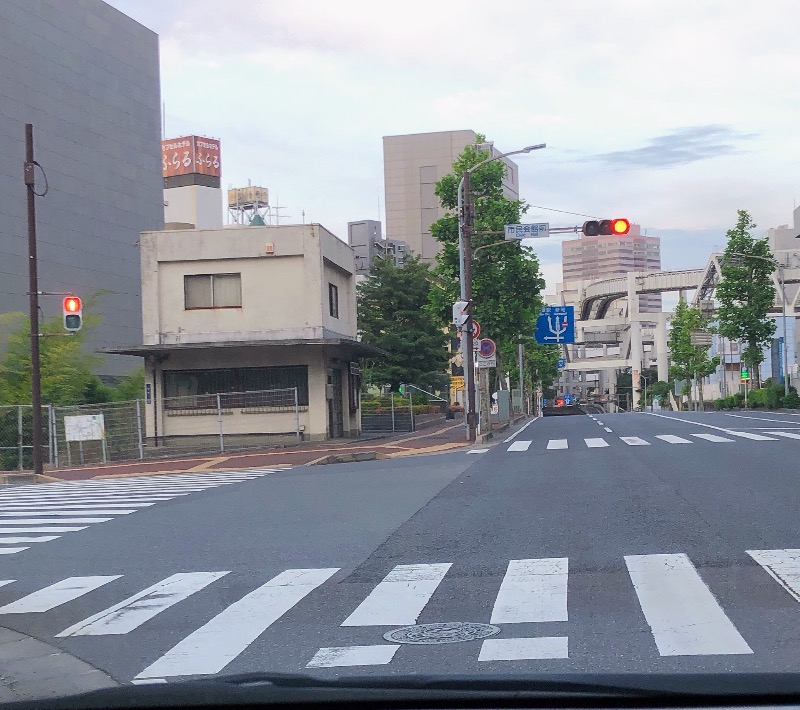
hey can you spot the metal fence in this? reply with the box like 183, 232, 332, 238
1, 387, 302, 471
361, 392, 416, 433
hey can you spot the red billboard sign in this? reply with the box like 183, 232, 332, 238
161, 136, 221, 178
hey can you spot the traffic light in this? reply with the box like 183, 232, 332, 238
398, 384, 405, 394
63, 296, 82, 331
581, 218, 631, 236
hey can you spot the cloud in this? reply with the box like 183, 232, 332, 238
593, 125, 757, 168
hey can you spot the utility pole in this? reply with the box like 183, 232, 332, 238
462, 170, 478, 441
517, 338, 524, 415
24, 124, 44, 476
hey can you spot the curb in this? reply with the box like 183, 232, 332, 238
307, 451, 388, 465
0, 626, 117, 702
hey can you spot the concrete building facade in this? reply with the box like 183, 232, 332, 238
561, 224, 662, 312
107, 224, 379, 442
383, 130, 519, 264
0, 0, 163, 377
347, 220, 409, 276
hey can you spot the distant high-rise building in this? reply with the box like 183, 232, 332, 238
347, 220, 409, 277
383, 130, 519, 265
0, 0, 163, 377
561, 225, 662, 312
766, 205, 800, 251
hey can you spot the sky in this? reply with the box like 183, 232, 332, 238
108, 0, 800, 298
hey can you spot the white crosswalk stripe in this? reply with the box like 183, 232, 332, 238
547, 439, 568, 450
726, 431, 777, 441
3, 549, 800, 677
769, 431, 800, 440
692, 433, 735, 443
507, 440, 532, 452
655, 434, 692, 444
620, 437, 650, 446
584, 437, 609, 448
0, 471, 278, 556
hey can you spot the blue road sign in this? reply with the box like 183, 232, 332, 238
557, 358, 566, 369
535, 306, 575, 344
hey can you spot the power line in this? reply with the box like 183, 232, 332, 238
528, 205, 600, 219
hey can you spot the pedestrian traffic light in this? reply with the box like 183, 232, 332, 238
581, 218, 631, 236
63, 296, 82, 331
398, 384, 406, 394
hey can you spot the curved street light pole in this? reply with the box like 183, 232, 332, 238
457, 143, 546, 441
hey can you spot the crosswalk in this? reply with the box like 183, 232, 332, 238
2, 548, 800, 679
496, 429, 800, 453
0, 470, 279, 556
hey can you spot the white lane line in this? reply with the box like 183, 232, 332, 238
490, 558, 568, 624
748, 549, 800, 603
624, 553, 752, 656
724, 414, 800, 423
646, 411, 776, 440
584, 438, 609, 448
306, 645, 399, 668
0, 497, 181, 506
0, 518, 112, 525
134, 567, 339, 679
547, 439, 568, 450
0, 527, 87, 533
692, 433, 735, 443
604, 427, 613, 432
57, 572, 229, 636
342, 563, 451, 626
0, 548, 27, 554
507, 441, 532, 452
479, 637, 568, 661
655, 434, 692, 444
466, 449, 489, 454
0, 536, 60, 544
0, 510, 137, 517
0, 503, 156, 511
0, 581, 13, 588
772, 431, 800, 440
726, 431, 777, 441
620, 436, 649, 446
0, 576, 121, 614
503, 417, 539, 443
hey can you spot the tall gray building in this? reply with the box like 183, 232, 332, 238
347, 220, 409, 276
0, 0, 163, 377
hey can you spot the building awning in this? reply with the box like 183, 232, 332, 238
99, 338, 386, 359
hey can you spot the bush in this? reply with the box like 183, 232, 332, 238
784, 391, 800, 409
766, 386, 781, 409
732, 392, 745, 408
747, 388, 767, 408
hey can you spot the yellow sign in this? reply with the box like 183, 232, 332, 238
450, 376, 464, 391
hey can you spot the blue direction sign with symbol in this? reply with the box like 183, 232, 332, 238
557, 358, 566, 369
535, 306, 575, 344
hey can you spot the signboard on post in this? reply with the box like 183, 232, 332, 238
505, 223, 550, 240
64, 414, 105, 442
476, 354, 497, 368
535, 306, 575, 344
557, 358, 567, 369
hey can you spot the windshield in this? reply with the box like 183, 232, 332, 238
1, 0, 799, 703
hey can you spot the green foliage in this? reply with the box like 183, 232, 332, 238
357, 255, 450, 392
110, 368, 145, 402
716, 210, 776, 385
427, 137, 545, 359
502, 339, 560, 397
784, 390, 800, 408
668, 300, 719, 407
650, 380, 672, 402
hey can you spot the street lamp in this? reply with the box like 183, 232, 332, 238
457, 143, 546, 441
726, 252, 790, 397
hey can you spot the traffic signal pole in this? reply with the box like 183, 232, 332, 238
462, 170, 478, 442
24, 124, 44, 477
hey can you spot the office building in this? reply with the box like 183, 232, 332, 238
383, 130, 519, 265
561, 224, 662, 312
0, 0, 163, 377
347, 220, 409, 276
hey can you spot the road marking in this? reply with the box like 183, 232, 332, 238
604, 427, 613, 432
584, 438, 609, 448
0, 576, 121, 614
135, 567, 339, 679
57, 572, 229, 636
726, 431, 777, 441
490, 558, 568, 623
479, 637, 568, 661
0, 581, 13, 588
620, 436, 649, 446
466, 449, 489, 454
692, 433, 735, 443
655, 435, 692, 444
0, 518, 112, 525
0, 536, 60, 544
0, 548, 27, 554
342, 563, 451, 626
0, 527, 88, 533
306, 645, 399, 668
507, 441, 532, 452
747, 549, 800, 603
0, 503, 156, 511
771, 431, 800, 440
503, 417, 539, 443
624, 553, 752, 656
547, 439, 568, 450
724, 414, 800, 423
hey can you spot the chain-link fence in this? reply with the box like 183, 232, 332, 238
0, 405, 53, 472
361, 392, 416, 433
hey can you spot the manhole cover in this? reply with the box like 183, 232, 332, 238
383, 622, 500, 645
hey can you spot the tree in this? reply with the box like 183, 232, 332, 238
668, 300, 720, 409
111, 368, 145, 402
427, 138, 545, 383
616, 367, 658, 410
357, 255, 450, 392
501, 339, 560, 407
716, 209, 776, 388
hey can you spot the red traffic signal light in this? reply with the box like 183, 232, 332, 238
581, 218, 631, 236
63, 296, 82, 331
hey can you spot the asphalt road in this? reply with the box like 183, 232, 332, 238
2, 410, 800, 685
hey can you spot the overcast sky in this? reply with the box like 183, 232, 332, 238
108, 0, 800, 297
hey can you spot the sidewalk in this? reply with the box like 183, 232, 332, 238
36, 420, 476, 482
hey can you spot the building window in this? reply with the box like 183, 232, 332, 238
164, 366, 310, 409
184, 273, 242, 309
329, 283, 339, 318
